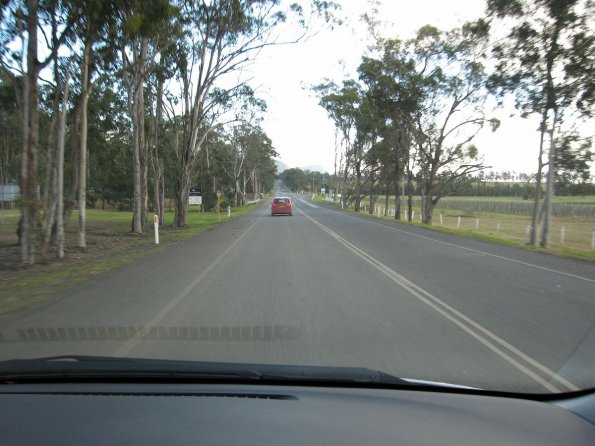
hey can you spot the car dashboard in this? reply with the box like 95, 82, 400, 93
1, 382, 594, 445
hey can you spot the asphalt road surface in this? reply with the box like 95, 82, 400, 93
1, 193, 594, 393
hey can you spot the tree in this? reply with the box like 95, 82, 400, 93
1, 0, 77, 264
409, 24, 495, 224
554, 132, 592, 185
0, 73, 21, 188
357, 39, 422, 220
71, 0, 119, 249
313, 79, 361, 208
169, 0, 336, 227
487, 0, 595, 246
118, 0, 175, 234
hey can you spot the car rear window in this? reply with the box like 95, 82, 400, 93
274, 198, 289, 204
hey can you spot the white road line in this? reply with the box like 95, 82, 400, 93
114, 217, 260, 357
322, 206, 595, 284
299, 208, 578, 393
294, 197, 318, 208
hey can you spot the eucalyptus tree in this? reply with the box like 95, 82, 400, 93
486, 0, 595, 246
409, 24, 496, 224
69, 0, 120, 248
357, 40, 422, 220
0, 0, 78, 264
169, 0, 339, 227
118, 0, 176, 234
313, 79, 361, 208
0, 74, 20, 188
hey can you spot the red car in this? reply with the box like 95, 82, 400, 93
271, 197, 293, 216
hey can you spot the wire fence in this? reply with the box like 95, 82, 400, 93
330, 199, 595, 252
426, 199, 595, 219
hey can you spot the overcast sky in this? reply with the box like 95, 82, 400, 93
247, 0, 547, 175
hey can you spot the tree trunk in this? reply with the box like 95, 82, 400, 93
384, 192, 389, 217
150, 77, 165, 225
540, 109, 558, 248
530, 112, 547, 245
78, 39, 91, 249
354, 153, 362, 212
394, 155, 401, 220
63, 102, 80, 226
422, 192, 434, 225
20, 0, 41, 265
159, 169, 165, 224
129, 37, 148, 234
174, 170, 191, 227
56, 70, 71, 258
40, 73, 60, 258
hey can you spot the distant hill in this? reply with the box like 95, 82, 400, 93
275, 159, 288, 173
300, 165, 329, 174
275, 160, 329, 174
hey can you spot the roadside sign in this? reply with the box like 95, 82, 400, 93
189, 187, 202, 205
216, 191, 221, 198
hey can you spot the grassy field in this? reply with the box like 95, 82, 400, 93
0, 203, 260, 315
320, 195, 595, 261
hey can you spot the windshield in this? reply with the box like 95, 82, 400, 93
0, 0, 594, 394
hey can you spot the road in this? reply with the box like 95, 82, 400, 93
1, 193, 594, 393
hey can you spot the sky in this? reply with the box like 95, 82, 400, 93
247, 0, 548, 175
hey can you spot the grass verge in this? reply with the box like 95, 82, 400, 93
0, 203, 260, 316
323, 201, 595, 262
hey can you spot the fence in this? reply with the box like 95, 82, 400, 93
416, 198, 595, 219
338, 201, 595, 252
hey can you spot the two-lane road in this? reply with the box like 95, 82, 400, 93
1, 195, 594, 392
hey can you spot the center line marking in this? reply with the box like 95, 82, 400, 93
299, 207, 578, 393
322, 205, 595, 284
114, 217, 260, 357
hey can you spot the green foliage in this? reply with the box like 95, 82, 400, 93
280, 167, 329, 192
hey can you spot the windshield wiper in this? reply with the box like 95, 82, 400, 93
0, 355, 412, 386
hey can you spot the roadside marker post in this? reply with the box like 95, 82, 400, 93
525, 225, 531, 242
591, 230, 595, 251
457, 216, 461, 228
227, 205, 231, 218
475, 218, 480, 231
153, 215, 159, 244
217, 191, 221, 222
560, 226, 565, 245
439, 213, 443, 226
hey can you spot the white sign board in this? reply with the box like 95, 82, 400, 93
189, 196, 202, 205
321, 188, 326, 194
